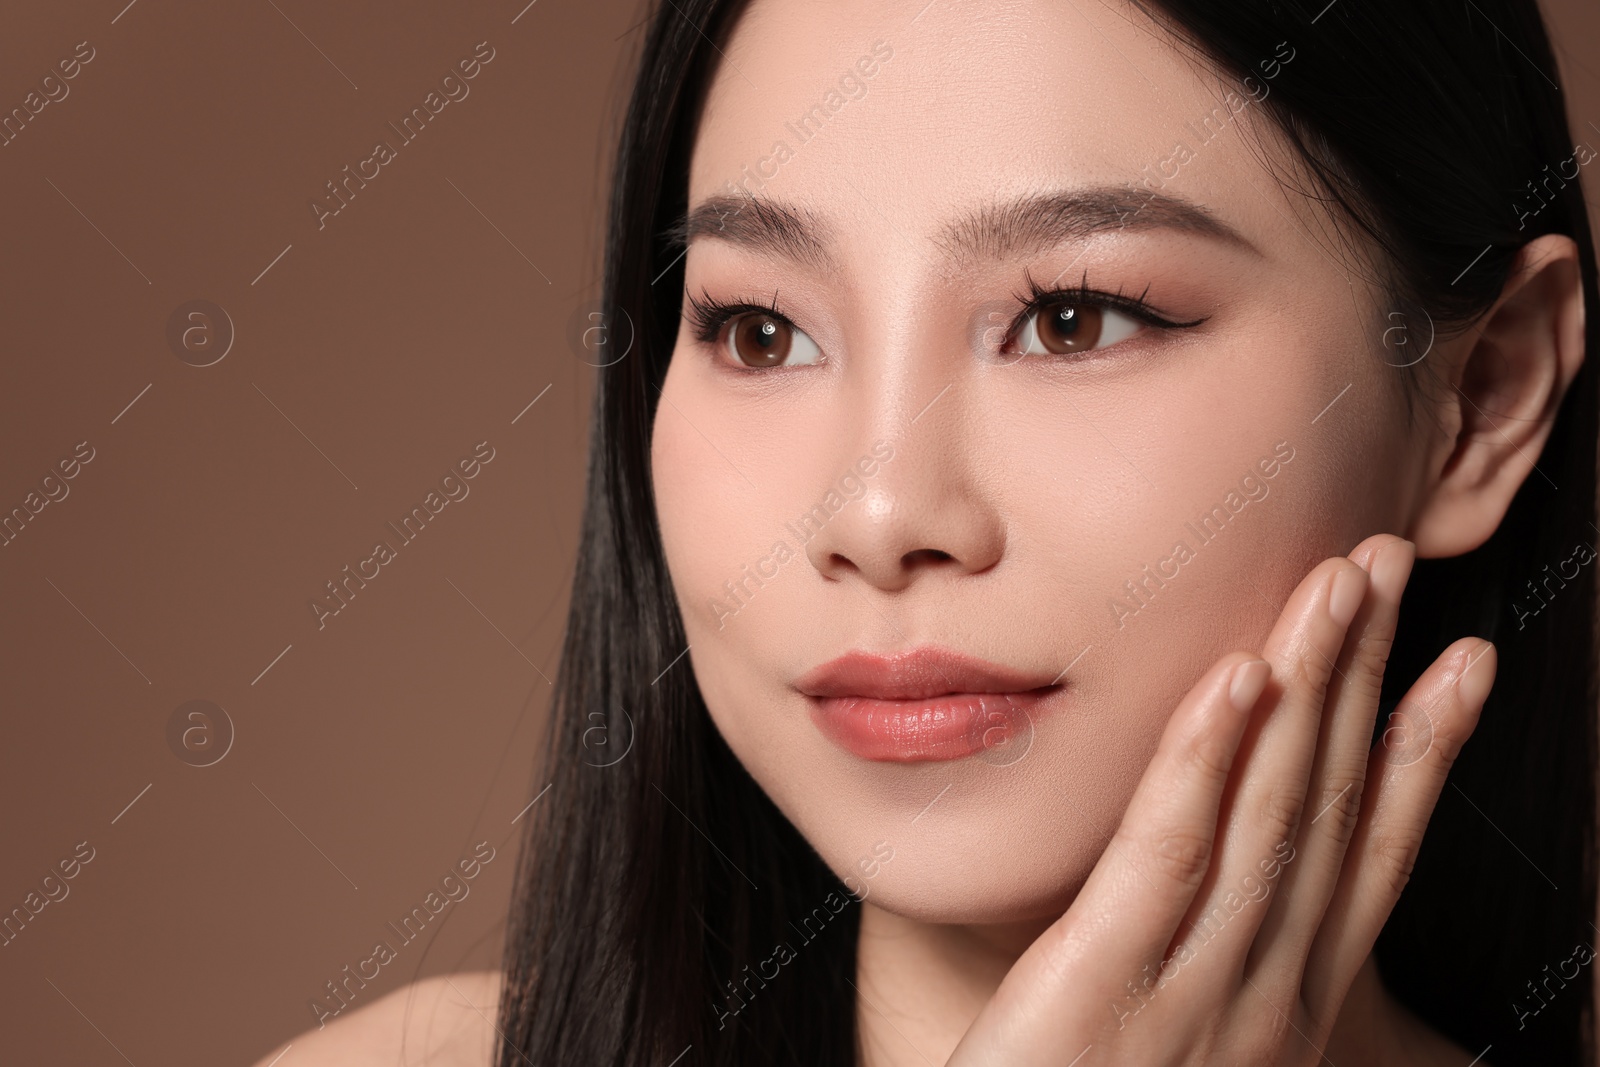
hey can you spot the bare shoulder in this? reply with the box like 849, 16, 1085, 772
250, 970, 504, 1067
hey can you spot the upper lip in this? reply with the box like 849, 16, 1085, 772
795, 646, 1061, 700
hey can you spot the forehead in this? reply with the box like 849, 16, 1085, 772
687, 0, 1292, 248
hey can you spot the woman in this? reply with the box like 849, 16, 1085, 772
261, 0, 1598, 1063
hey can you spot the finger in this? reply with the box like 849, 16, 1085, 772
1168, 555, 1369, 978
1030, 653, 1271, 1002
1245, 535, 1414, 986
1301, 637, 1495, 1014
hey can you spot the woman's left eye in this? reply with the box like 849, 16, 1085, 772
720, 311, 824, 369
1005, 299, 1144, 357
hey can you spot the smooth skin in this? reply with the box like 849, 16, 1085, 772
257, 541, 1495, 1067
945, 535, 1498, 1065
252, 0, 1587, 1062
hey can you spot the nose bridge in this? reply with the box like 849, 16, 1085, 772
799, 365, 1006, 591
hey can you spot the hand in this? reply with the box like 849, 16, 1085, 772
946, 533, 1496, 1066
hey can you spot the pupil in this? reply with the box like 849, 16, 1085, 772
1053, 306, 1078, 333
758, 320, 777, 346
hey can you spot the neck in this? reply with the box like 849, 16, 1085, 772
853, 899, 1052, 1067
851, 902, 1477, 1067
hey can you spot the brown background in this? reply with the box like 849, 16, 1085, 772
0, 2, 1595, 1064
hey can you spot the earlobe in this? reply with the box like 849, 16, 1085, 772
1407, 233, 1587, 559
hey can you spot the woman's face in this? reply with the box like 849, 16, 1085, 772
651, 0, 1431, 923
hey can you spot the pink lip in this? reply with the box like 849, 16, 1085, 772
795, 647, 1064, 762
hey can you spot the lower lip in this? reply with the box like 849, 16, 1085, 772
807, 689, 1059, 762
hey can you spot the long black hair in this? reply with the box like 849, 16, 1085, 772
495, 1, 1600, 1063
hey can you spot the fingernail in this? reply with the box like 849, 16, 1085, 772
1229, 659, 1270, 712
1457, 639, 1496, 708
1370, 539, 1416, 603
1328, 565, 1367, 628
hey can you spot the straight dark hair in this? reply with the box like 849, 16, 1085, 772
495, 1, 1600, 1063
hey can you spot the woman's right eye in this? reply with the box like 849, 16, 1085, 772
719, 311, 824, 369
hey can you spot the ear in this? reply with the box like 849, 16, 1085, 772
1407, 233, 1587, 558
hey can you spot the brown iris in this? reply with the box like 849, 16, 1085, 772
1030, 301, 1104, 354
728, 312, 792, 367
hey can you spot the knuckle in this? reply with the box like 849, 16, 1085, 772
1309, 778, 1363, 842
1188, 727, 1238, 784
1258, 786, 1304, 844
1146, 825, 1215, 890
1365, 825, 1423, 899
1350, 627, 1395, 673
1283, 635, 1336, 696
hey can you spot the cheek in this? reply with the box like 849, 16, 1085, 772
650, 359, 803, 748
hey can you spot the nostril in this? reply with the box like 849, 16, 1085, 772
902, 548, 953, 567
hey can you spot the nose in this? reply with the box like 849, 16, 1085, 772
801, 427, 1006, 593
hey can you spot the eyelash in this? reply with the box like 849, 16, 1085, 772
683, 270, 1207, 361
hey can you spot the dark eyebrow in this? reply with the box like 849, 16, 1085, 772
668, 185, 1260, 272
666, 194, 841, 274
936, 187, 1261, 266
